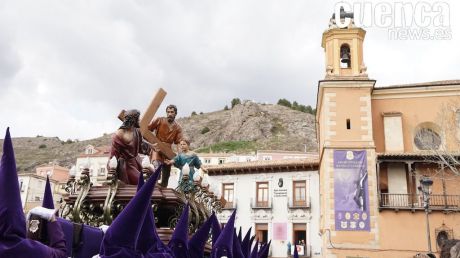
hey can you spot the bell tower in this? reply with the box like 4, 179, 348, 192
322, 8, 368, 78
316, 8, 379, 258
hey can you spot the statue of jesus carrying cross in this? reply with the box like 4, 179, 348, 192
109, 88, 183, 186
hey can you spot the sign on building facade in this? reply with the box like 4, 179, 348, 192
274, 177, 287, 197
272, 222, 287, 240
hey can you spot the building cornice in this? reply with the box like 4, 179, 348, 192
372, 83, 460, 100
321, 27, 366, 48
206, 159, 319, 176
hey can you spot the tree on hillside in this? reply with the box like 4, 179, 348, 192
277, 98, 292, 108
277, 98, 316, 115
231, 98, 241, 108
292, 101, 299, 110
224, 105, 229, 110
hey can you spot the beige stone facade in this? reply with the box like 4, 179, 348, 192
316, 16, 460, 258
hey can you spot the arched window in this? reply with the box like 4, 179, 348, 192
413, 122, 442, 150
436, 230, 449, 247
340, 44, 351, 68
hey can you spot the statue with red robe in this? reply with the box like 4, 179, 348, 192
109, 109, 147, 185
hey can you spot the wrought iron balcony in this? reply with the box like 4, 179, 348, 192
379, 193, 460, 211
250, 198, 273, 209
222, 199, 237, 210
287, 197, 311, 209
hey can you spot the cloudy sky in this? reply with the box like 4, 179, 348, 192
1, 0, 459, 140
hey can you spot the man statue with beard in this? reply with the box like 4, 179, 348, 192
110, 109, 146, 185
148, 104, 183, 187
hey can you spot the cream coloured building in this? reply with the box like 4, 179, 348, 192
316, 10, 460, 258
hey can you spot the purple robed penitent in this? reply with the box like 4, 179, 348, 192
57, 217, 104, 258
210, 212, 221, 247
100, 166, 162, 257
0, 128, 67, 258
136, 172, 172, 258
232, 228, 244, 258
258, 240, 271, 258
188, 213, 212, 258
293, 244, 299, 258
168, 204, 190, 258
41, 148, 103, 258
212, 210, 236, 258
241, 227, 252, 257
42, 176, 54, 209
250, 238, 259, 258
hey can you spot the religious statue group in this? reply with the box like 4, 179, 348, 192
111, 104, 207, 187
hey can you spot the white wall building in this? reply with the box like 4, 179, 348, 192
206, 159, 321, 258
255, 150, 318, 161
18, 174, 62, 212
199, 153, 237, 165
75, 145, 111, 186
198, 150, 318, 166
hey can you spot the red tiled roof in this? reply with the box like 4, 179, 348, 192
78, 145, 111, 157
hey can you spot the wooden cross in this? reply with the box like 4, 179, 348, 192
118, 88, 176, 159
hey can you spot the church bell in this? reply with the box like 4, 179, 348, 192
340, 52, 350, 64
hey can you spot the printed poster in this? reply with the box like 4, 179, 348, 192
272, 222, 287, 240
334, 150, 370, 231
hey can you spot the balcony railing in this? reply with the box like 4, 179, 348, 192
379, 193, 460, 211
222, 199, 237, 210
250, 198, 273, 209
287, 197, 311, 209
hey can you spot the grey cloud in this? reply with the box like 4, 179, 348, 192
0, 0, 459, 140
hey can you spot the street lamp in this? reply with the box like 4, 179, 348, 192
418, 177, 433, 255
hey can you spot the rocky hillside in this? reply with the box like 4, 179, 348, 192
1, 101, 317, 173
1, 135, 113, 173
179, 101, 317, 153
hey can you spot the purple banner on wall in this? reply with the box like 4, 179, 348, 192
334, 150, 370, 231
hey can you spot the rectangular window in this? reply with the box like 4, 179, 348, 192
218, 158, 225, 164
256, 182, 269, 207
204, 159, 211, 164
222, 183, 234, 208
98, 167, 106, 176
255, 223, 269, 245
293, 180, 307, 206
293, 223, 307, 247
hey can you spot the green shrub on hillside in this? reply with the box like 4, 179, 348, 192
277, 98, 316, 115
196, 140, 257, 153
201, 127, 210, 134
